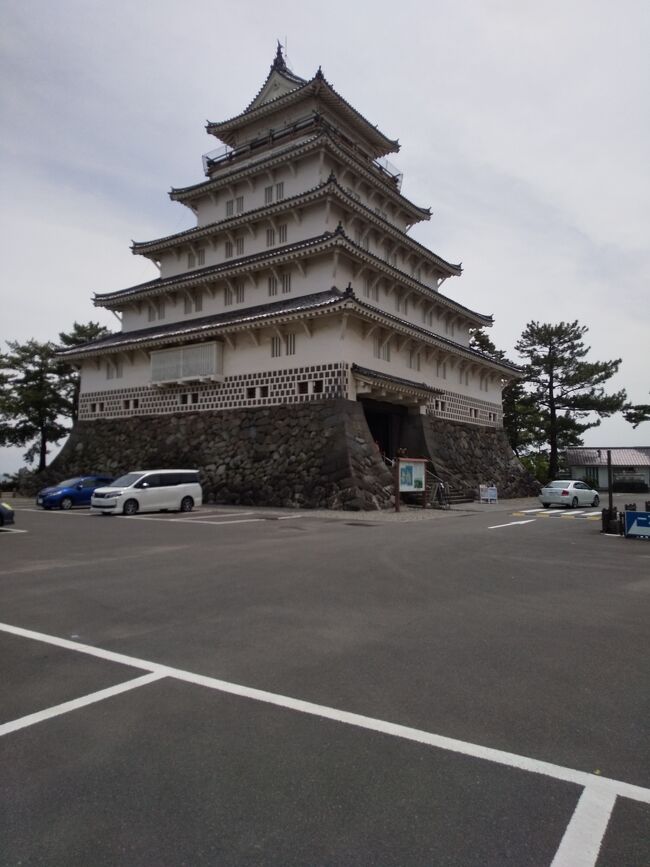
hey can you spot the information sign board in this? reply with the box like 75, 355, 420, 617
398, 460, 426, 492
624, 511, 650, 539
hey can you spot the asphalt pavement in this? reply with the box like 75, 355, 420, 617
1, 496, 648, 866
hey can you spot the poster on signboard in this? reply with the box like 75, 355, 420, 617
399, 460, 426, 492
624, 511, 650, 538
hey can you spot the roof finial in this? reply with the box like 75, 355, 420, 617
315, 65, 324, 81
272, 41, 287, 72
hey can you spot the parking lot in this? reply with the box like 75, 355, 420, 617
1, 497, 649, 866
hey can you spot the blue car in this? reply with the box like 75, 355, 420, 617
36, 475, 114, 510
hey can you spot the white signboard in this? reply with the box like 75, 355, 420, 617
479, 485, 498, 503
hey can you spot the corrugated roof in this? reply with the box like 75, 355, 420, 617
566, 447, 650, 467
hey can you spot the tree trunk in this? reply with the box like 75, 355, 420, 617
38, 433, 47, 472
548, 356, 558, 480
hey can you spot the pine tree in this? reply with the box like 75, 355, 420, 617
515, 321, 627, 480
469, 328, 543, 457
623, 397, 650, 428
0, 340, 71, 471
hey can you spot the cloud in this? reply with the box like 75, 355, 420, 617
1, 0, 648, 473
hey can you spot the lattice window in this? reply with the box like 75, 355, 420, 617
225, 241, 233, 259
266, 228, 276, 247
226, 200, 234, 217
151, 343, 222, 384
275, 181, 284, 200
373, 336, 390, 361
236, 237, 244, 255
281, 273, 291, 294
264, 186, 273, 205
278, 224, 287, 243
271, 336, 282, 358
147, 300, 165, 322
236, 196, 244, 213
268, 275, 278, 296
197, 249, 205, 266
285, 333, 296, 356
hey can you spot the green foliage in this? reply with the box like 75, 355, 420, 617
0, 322, 110, 472
469, 328, 544, 457
0, 340, 71, 471
623, 400, 650, 428
515, 321, 627, 480
519, 452, 550, 483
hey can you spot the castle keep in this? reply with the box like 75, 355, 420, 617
57, 48, 531, 508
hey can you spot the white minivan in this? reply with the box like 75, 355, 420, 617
91, 469, 202, 516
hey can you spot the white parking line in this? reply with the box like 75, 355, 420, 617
550, 787, 617, 867
2, 620, 646, 814
519, 508, 548, 513
0, 671, 164, 737
488, 520, 537, 530
171, 518, 265, 526
187, 511, 256, 518
0, 528, 28, 534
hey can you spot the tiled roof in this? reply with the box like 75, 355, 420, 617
169, 128, 430, 219
60, 286, 517, 377
352, 365, 439, 395
207, 68, 398, 157
566, 447, 650, 467
97, 231, 484, 326
348, 295, 518, 374
59, 289, 347, 357
134, 175, 456, 276
241, 45, 307, 112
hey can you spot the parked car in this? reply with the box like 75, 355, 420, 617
36, 475, 114, 510
0, 501, 16, 527
91, 470, 202, 516
539, 480, 600, 509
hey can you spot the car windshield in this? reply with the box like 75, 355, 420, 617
548, 481, 570, 488
109, 473, 145, 487
57, 478, 82, 487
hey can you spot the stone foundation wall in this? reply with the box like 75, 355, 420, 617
405, 415, 539, 497
46, 399, 394, 510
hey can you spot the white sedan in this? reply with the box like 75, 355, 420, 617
539, 480, 600, 509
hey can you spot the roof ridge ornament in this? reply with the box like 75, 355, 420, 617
272, 41, 288, 72
315, 66, 324, 81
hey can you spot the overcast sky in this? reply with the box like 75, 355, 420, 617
1, 0, 648, 475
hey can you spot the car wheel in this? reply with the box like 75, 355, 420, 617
122, 499, 139, 516
542, 503, 550, 508
592, 495, 600, 507
571, 496, 579, 509
60, 497, 73, 510
180, 496, 194, 513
